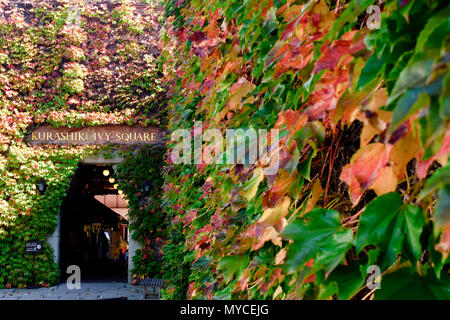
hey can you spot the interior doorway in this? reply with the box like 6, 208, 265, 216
59, 164, 129, 282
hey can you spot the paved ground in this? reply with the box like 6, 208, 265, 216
0, 282, 158, 300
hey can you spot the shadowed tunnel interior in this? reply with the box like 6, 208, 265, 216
59, 164, 129, 283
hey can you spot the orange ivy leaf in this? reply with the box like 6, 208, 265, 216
340, 143, 393, 205
263, 169, 296, 208
389, 126, 421, 179
304, 84, 338, 121
305, 179, 324, 213
313, 31, 365, 74
275, 109, 308, 143
228, 78, 255, 110
254, 197, 291, 249
257, 196, 290, 231
370, 166, 398, 196
275, 248, 287, 265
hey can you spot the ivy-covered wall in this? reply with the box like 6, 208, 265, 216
1, 0, 449, 300
113, 145, 166, 282
159, 0, 450, 299
0, 0, 167, 288
0, 146, 95, 288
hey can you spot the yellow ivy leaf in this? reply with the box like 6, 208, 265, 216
305, 179, 323, 213
242, 167, 264, 201
370, 166, 398, 196
275, 248, 287, 265
258, 196, 291, 231
228, 80, 255, 111
390, 128, 421, 179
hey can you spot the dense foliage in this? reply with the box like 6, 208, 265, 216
0, 0, 166, 288
160, 0, 450, 299
0, 146, 93, 288
113, 145, 166, 281
0, 0, 449, 300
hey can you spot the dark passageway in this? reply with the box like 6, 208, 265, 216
59, 164, 129, 283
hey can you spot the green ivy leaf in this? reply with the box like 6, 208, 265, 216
328, 0, 375, 41
388, 51, 437, 105
282, 209, 353, 275
419, 99, 446, 160
434, 186, 450, 236
357, 51, 386, 91
326, 264, 365, 300
374, 267, 450, 300
440, 72, 450, 120
390, 90, 429, 132
418, 165, 450, 202
415, 5, 450, 52
355, 192, 426, 269
217, 254, 250, 285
